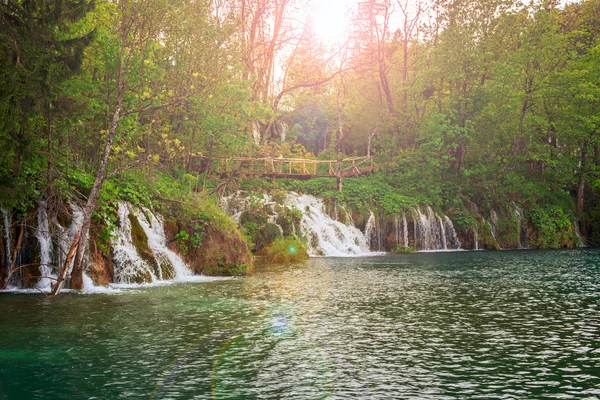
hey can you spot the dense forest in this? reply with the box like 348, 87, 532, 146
1, 0, 599, 290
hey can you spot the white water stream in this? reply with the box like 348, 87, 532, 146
112, 202, 193, 284
1, 208, 12, 282
288, 193, 373, 256
411, 206, 461, 251
36, 200, 55, 290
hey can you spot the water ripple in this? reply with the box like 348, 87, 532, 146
0, 249, 599, 399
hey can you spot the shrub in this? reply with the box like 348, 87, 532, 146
391, 245, 415, 254
261, 237, 309, 263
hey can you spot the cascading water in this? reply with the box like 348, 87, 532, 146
512, 203, 530, 249
112, 202, 159, 284
55, 203, 97, 291
364, 212, 378, 250
403, 211, 409, 248
131, 207, 191, 280
438, 215, 447, 249
413, 206, 442, 250
36, 200, 55, 290
410, 206, 461, 251
222, 191, 465, 254
488, 211, 499, 243
2, 208, 12, 281
221, 192, 375, 257
112, 202, 193, 284
287, 193, 372, 256
53, 204, 98, 290
444, 216, 461, 249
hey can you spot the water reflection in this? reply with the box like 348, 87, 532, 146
1, 250, 599, 399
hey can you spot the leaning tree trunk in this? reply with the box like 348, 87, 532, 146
51, 83, 124, 295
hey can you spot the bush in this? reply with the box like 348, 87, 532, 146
526, 205, 577, 249
391, 245, 415, 254
261, 237, 309, 263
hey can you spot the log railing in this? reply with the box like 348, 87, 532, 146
194, 156, 376, 180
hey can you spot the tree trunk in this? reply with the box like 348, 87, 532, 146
46, 100, 52, 200
367, 122, 380, 158
336, 74, 346, 193
550, 129, 558, 192
52, 70, 125, 295
512, 74, 533, 164
576, 147, 587, 215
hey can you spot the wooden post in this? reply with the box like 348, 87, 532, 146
336, 160, 342, 192
313, 162, 316, 175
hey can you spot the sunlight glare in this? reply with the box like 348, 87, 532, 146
311, 0, 353, 44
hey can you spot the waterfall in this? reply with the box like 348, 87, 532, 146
364, 211, 382, 251
2, 208, 12, 281
56, 203, 99, 290
222, 192, 465, 254
364, 212, 377, 250
488, 211, 498, 243
287, 193, 372, 256
36, 200, 55, 290
131, 207, 191, 280
437, 215, 447, 249
444, 216, 461, 249
393, 211, 412, 249
221, 192, 375, 257
402, 211, 409, 248
112, 202, 159, 284
54, 204, 100, 290
394, 214, 400, 247
512, 203, 529, 249
112, 202, 193, 284
413, 206, 441, 250
410, 206, 461, 251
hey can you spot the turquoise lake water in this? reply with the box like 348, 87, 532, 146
1, 249, 599, 399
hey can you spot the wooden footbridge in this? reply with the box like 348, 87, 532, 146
196, 156, 377, 180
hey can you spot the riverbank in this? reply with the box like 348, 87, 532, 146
0, 171, 587, 291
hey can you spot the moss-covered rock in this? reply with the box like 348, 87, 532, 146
163, 194, 254, 276
128, 213, 161, 277
189, 227, 253, 275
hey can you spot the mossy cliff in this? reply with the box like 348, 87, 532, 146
162, 195, 253, 276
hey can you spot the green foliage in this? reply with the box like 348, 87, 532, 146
262, 237, 309, 264
203, 263, 250, 277
391, 245, 415, 254
526, 205, 577, 249
2, 0, 600, 261
280, 176, 418, 216
275, 206, 302, 237
239, 206, 281, 251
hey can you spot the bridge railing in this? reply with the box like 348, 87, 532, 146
196, 156, 374, 178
